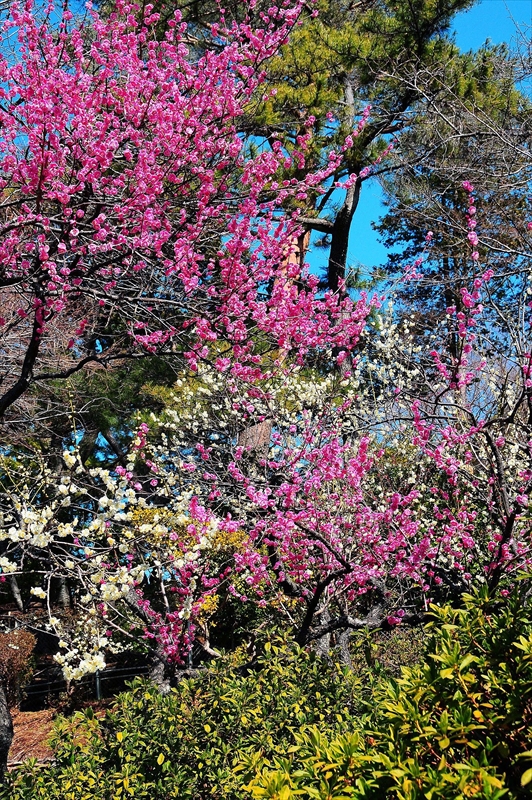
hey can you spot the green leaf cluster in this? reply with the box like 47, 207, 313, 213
249, 585, 532, 799
4, 639, 360, 800
6, 585, 532, 799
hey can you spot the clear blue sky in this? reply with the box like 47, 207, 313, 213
454, 0, 531, 51
308, 0, 532, 281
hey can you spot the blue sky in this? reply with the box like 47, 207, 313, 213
454, 0, 531, 51
308, 0, 532, 281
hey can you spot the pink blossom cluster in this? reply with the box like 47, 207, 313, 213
0, 0, 368, 403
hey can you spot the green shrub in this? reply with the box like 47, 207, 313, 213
247, 584, 532, 799
4, 638, 360, 800
7, 585, 532, 799
350, 625, 426, 677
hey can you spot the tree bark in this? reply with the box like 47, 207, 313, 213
327, 177, 362, 293
336, 628, 353, 668
327, 78, 360, 294
0, 682, 13, 783
238, 419, 272, 453
8, 576, 24, 614
0, 309, 43, 419
149, 649, 171, 694
314, 607, 331, 658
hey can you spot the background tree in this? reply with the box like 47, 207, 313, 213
239, 0, 480, 291
375, 42, 532, 362
134, 0, 479, 290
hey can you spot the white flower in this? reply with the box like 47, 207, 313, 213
63, 450, 77, 468
101, 583, 122, 602
30, 532, 52, 547
30, 586, 47, 599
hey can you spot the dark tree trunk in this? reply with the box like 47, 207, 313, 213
0, 682, 13, 783
149, 649, 171, 694
327, 77, 361, 294
8, 576, 24, 614
0, 308, 42, 418
327, 178, 362, 293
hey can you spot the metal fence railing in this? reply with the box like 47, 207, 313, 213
21, 662, 152, 710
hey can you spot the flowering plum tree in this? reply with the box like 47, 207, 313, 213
0, 0, 367, 421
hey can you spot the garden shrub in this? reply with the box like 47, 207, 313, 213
4, 639, 360, 800
248, 584, 532, 799
350, 625, 426, 677
6, 585, 532, 799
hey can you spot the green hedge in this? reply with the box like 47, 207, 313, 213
5, 584, 532, 800
4, 640, 359, 800
248, 585, 532, 799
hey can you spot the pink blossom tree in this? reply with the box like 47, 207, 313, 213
0, 0, 366, 420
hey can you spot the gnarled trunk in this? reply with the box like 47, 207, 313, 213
314, 607, 331, 658
0, 682, 13, 783
149, 648, 171, 695
8, 576, 24, 614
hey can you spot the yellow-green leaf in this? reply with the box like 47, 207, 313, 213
521, 768, 532, 787
440, 668, 455, 679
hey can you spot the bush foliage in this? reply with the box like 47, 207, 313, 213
5, 585, 532, 799
249, 585, 532, 800
4, 640, 359, 800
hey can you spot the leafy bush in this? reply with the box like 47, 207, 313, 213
7, 585, 532, 799
0, 629, 35, 707
4, 639, 360, 800
248, 584, 532, 799
350, 625, 426, 677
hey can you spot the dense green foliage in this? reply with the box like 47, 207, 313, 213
5, 586, 532, 799
4, 641, 359, 800
250, 585, 532, 799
